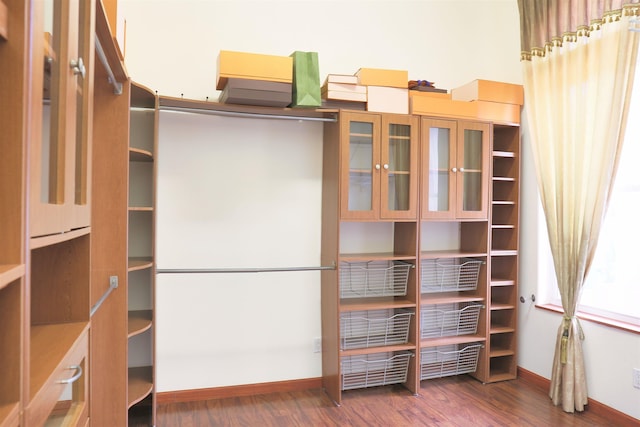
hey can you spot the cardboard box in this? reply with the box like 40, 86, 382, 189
216, 50, 293, 90
366, 86, 408, 114
451, 79, 524, 105
324, 74, 359, 85
322, 82, 367, 102
218, 78, 292, 107
356, 68, 408, 88
474, 100, 521, 124
410, 95, 477, 118
409, 90, 451, 101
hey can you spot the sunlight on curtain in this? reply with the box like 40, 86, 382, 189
519, 4, 639, 413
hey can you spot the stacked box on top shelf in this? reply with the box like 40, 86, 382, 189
216, 50, 293, 107
355, 68, 409, 114
322, 74, 367, 110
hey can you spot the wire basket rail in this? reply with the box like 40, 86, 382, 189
341, 352, 413, 390
340, 309, 414, 350
420, 302, 483, 339
420, 258, 482, 293
340, 260, 412, 299
420, 343, 483, 380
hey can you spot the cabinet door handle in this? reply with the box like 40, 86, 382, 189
452, 167, 457, 173
459, 167, 465, 172
375, 164, 381, 170
57, 365, 83, 384
383, 164, 389, 170
70, 57, 86, 78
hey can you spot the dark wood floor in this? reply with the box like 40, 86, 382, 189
149, 375, 637, 427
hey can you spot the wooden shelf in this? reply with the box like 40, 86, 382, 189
340, 298, 416, 311
490, 347, 515, 357
128, 257, 153, 272
129, 148, 153, 162
0, 264, 25, 290
128, 206, 153, 212
420, 250, 487, 259
30, 227, 91, 250
493, 151, 515, 158
128, 310, 152, 338
487, 372, 516, 382
29, 322, 89, 400
159, 95, 337, 121
490, 325, 516, 334
0, 402, 19, 427
128, 366, 153, 408
491, 279, 515, 287
420, 292, 484, 305
490, 303, 515, 311
420, 335, 485, 348
339, 252, 416, 261
492, 176, 515, 182
490, 250, 518, 256
340, 343, 416, 357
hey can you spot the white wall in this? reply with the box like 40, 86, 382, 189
119, 0, 640, 419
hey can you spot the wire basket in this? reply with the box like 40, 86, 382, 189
420, 258, 482, 293
340, 260, 412, 299
420, 343, 483, 380
341, 309, 413, 350
341, 352, 413, 390
420, 302, 483, 339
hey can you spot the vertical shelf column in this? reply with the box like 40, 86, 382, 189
127, 82, 158, 426
486, 124, 521, 382
0, 0, 27, 423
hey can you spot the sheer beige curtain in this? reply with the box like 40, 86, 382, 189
517, 1, 639, 413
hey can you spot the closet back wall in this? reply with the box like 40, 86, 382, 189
118, 0, 522, 392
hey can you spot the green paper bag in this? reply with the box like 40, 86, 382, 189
290, 51, 321, 108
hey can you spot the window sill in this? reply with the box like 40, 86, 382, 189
536, 304, 640, 334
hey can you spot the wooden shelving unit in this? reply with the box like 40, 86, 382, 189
321, 111, 420, 405
127, 81, 158, 425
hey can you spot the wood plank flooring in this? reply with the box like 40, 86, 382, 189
148, 375, 637, 426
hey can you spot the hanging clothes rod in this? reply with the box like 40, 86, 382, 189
95, 36, 123, 95
159, 106, 337, 122
157, 265, 336, 274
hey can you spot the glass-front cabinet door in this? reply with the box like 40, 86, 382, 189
340, 112, 381, 220
31, 0, 93, 237
380, 114, 418, 219
421, 118, 489, 220
421, 118, 457, 220
457, 121, 490, 219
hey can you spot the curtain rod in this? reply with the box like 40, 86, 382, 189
95, 36, 123, 95
157, 265, 336, 274
159, 106, 337, 122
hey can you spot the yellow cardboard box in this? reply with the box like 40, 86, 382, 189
355, 68, 408, 88
216, 50, 293, 90
451, 79, 524, 105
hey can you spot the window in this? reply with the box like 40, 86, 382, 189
539, 62, 640, 330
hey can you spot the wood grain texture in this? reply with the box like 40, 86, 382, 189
148, 375, 637, 427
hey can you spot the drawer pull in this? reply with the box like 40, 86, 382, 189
57, 365, 83, 384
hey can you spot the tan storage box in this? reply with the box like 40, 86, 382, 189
367, 86, 408, 114
411, 95, 477, 118
356, 68, 408, 88
216, 50, 293, 90
322, 82, 367, 102
218, 78, 292, 107
451, 79, 524, 105
474, 100, 521, 124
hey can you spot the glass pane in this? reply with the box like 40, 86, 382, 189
463, 129, 484, 211
387, 123, 411, 211
348, 121, 373, 211
75, 0, 87, 205
428, 127, 450, 212
42, 0, 60, 204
